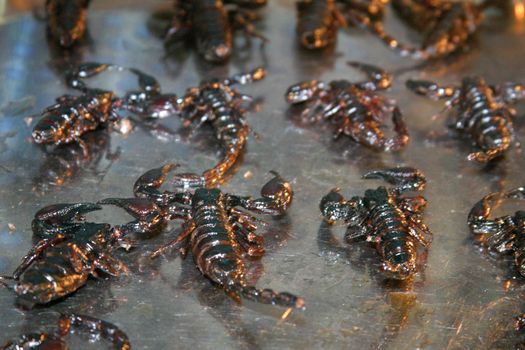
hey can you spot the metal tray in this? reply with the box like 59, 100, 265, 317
1, 1, 525, 349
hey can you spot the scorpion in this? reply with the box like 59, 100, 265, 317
45, 0, 91, 47
172, 67, 266, 188
98, 164, 305, 310
320, 167, 431, 280
31, 62, 178, 155
1, 313, 130, 350
285, 62, 409, 152
296, 0, 389, 49
406, 76, 525, 162
162, 0, 268, 62
0, 199, 156, 307
349, 0, 496, 60
468, 186, 525, 276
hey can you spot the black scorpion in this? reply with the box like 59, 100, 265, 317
468, 186, 525, 276
45, 0, 91, 47
1, 313, 130, 350
31, 62, 178, 155
98, 165, 305, 309
406, 76, 525, 162
0, 200, 154, 307
320, 167, 431, 280
285, 62, 408, 152
162, 0, 267, 62
296, 0, 389, 49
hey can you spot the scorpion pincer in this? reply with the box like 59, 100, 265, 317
406, 76, 525, 162
349, 0, 492, 60
46, 0, 91, 47
0, 199, 158, 307
468, 186, 525, 276
164, 0, 267, 62
285, 62, 409, 152
0, 313, 130, 350
31, 62, 178, 155
320, 167, 431, 280
99, 165, 304, 309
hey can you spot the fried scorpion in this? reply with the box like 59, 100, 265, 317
0, 200, 154, 307
296, 0, 389, 49
1, 313, 130, 350
32, 62, 177, 154
320, 167, 431, 280
406, 76, 525, 162
163, 0, 267, 62
285, 62, 408, 152
45, 0, 91, 47
349, 0, 495, 60
99, 165, 304, 309
468, 186, 525, 276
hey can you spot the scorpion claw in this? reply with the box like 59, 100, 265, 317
133, 164, 179, 198
363, 167, 426, 193
348, 61, 392, 90
259, 172, 294, 214
32, 203, 102, 238
285, 80, 326, 104
66, 62, 114, 90
99, 198, 165, 236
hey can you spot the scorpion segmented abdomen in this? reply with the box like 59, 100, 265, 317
16, 247, 89, 304
370, 203, 417, 279
191, 0, 232, 62
190, 190, 244, 285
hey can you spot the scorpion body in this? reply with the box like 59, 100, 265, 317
406, 77, 525, 162
101, 165, 304, 309
176, 67, 266, 187
1, 313, 130, 350
165, 0, 267, 62
32, 62, 178, 154
349, 0, 487, 60
320, 167, 430, 279
468, 186, 525, 276
0, 200, 154, 307
285, 62, 408, 152
46, 0, 91, 47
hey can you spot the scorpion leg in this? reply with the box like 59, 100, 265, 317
98, 197, 166, 236
347, 61, 392, 91
92, 251, 129, 277
224, 67, 266, 87
230, 9, 269, 43
149, 221, 196, 259
31, 202, 102, 239
58, 313, 131, 350
363, 167, 427, 193
496, 82, 525, 104
227, 172, 293, 215
468, 191, 506, 235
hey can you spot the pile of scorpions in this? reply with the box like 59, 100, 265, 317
1, 0, 524, 347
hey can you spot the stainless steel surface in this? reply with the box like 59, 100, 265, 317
1, 1, 525, 349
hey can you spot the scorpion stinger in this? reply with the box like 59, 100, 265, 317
347, 61, 392, 91
405, 79, 460, 101
363, 167, 427, 194
65, 62, 119, 90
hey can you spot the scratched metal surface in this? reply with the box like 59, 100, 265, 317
0, 1, 525, 349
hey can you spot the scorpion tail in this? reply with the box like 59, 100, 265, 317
467, 145, 509, 163
347, 10, 432, 60
384, 107, 409, 152
363, 167, 426, 193
229, 284, 305, 310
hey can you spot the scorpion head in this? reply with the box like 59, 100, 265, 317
32, 117, 62, 145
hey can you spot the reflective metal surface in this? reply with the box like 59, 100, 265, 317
1, 1, 525, 349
